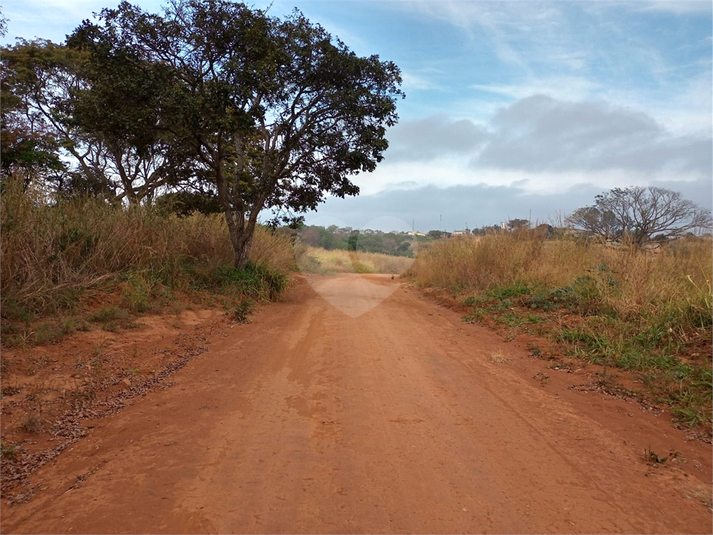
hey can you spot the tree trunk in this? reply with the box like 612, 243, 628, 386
223, 216, 253, 270
231, 193, 267, 270
233, 230, 253, 270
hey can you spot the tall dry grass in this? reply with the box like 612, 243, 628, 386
409, 233, 712, 325
1, 178, 295, 316
408, 232, 713, 427
250, 226, 298, 275
296, 244, 413, 275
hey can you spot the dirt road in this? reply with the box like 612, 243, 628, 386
2, 275, 711, 533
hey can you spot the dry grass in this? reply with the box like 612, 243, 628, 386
408, 233, 712, 326
1, 178, 295, 320
250, 225, 298, 274
407, 232, 713, 429
296, 244, 413, 275
489, 350, 510, 364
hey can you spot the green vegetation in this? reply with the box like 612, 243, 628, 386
0, 442, 19, 461
408, 232, 713, 431
233, 298, 254, 324
293, 225, 431, 258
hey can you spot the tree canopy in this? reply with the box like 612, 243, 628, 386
68, 0, 403, 267
1, 0, 403, 268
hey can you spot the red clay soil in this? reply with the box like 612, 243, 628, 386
1, 274, 711, 534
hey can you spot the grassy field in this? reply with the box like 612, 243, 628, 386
296, 244, 414, 275
0, 179, 295, 344
407, 233, 713, 431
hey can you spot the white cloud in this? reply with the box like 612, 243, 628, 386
471, 75, 600, 102
358, 157, 705, 198
385, 114, 488, 162
366, 94, 711, 198
474, 95, 712, 175
636, 0, 712, 14
647, 70, 712, 136
401, 0, 566, 69
401, 71, 442, 91
403, 0, 562, 33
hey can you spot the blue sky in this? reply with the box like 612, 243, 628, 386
2, 0, 711, 232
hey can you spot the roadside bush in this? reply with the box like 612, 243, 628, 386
409, 233, 711, 331
0, 178, 295, 321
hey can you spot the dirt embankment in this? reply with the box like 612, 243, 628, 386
1, 275, 711, 533
1, 308, 226, 502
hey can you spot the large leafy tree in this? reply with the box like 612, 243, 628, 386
568, 186, 712, 245
66, 13, 194, 204
71, 0, 403, 268
0, 41, 71, 189
1, 37, 190, 202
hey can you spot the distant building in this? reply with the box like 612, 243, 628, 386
407, 230, 426, 237
452, 229, 470, 236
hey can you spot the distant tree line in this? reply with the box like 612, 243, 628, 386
290, 186, 712, 256
294, 225, 428, 257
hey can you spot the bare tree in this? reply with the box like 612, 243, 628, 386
568, 186, 712, 245
567, 206, 621, 240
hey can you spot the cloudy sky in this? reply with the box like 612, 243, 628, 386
2, 0, 711, 232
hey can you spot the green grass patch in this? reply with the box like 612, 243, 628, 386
498, 311, 542, 328
88, 306, 129, 323
462, 309, 485, 324
457, 272, 712, 431
486, 281, 531, 300
199, 262, 288, 301
557, 321, 712, 427
0, 442, 19, 460
233, 298, 254, 323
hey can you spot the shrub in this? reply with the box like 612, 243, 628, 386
1, 177, 295, 321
